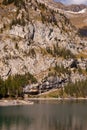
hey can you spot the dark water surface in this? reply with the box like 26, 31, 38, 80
0, 100, 87, 130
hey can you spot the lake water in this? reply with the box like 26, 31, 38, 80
0, 100, 87, 130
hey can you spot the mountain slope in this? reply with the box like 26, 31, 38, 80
51, 0, 87, 12
48, 0, 87, 37
0, 0, 87, 97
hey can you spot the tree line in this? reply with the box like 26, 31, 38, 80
0, 73, 37, 98
64, 79, 87, 97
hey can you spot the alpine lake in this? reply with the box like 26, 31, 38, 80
0, 100, 87, 130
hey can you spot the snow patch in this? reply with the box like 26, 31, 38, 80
66, 8, 87, 14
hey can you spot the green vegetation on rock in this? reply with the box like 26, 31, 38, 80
2, 0, 25, 6
64, 79, 87, 97
0, 73, 37, 98
46, 45, 75, 59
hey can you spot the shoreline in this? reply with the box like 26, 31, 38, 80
0, 97, 87, 106
0, 99, 34, 106
28, 97, 87, 101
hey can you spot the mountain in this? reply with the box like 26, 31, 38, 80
65, 4, 87, 12
50, 0, 87, 12
44, 0, 87, 36
0, 0, 87, 97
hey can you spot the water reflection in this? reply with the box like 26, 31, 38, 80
0, 101, 87, 130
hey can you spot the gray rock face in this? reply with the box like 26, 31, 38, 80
0, 0, 87, 83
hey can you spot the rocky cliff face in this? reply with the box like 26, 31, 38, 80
0, 0, 87, 86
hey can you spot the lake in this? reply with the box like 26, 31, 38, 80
0, 100, 87, 130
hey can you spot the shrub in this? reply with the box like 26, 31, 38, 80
46, 44, 75, 59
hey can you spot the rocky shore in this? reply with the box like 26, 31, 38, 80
0, 97, 87, 106
0, 99, 34, 106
